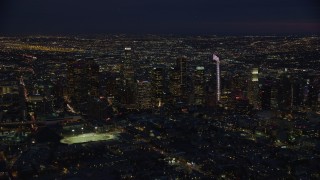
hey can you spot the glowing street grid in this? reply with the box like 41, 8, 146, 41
60, 132, 120, 144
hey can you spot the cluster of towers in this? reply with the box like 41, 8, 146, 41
64, 48, 224, 111
64, 48, 320, 112
231, 67, 320, 111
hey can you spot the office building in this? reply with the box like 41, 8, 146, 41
248, 68, 260, 109
151, 66, 166, 108
194, 66, 205, 105
137, 80, 152, 109
119, 48, 136, 106
66, 60, 99, 104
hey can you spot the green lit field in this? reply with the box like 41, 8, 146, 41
60, 132, 119, 145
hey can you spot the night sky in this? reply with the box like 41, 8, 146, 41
1, 0, 319, 35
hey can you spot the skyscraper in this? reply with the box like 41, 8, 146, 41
248, 68, 260, 109
66, 60, 99, 104
137, 80, 152, 109
120, 47, 136, 106
168, 67, 182, 104
151, 66, 166, 108
194, 66, 205, 105
277, 75, 292, 110
213, 54, 221, 102
103, 72, 122, 105
260, 78, 272, 110
270, 83, 279, 110
123, 47, 135, 83
176, 57, 188, 103
176, 57, 187, 86
291, 77, 304, 108
88, 60, 100, 97
165, 57, 190, 105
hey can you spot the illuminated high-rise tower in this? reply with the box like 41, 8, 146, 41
270, 84, 279, 109
137, 80, 152, 109
194, 66, 205, 105
66, 60, 99, 104
167, 57, 189, 104
213, 54, 221, 102
124, 47, 132, 63
176, 57, 187, 85
88, 60, 100, 97
168, 67, 181, 104
176, 57, 188, 103
120, 47, 136, 106
248, 68, 260, 109
123, 47, 135, 82
151, 66, 166, 108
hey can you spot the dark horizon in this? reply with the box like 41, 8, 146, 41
1, 32, 319, 38
1, 0, 319, 35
